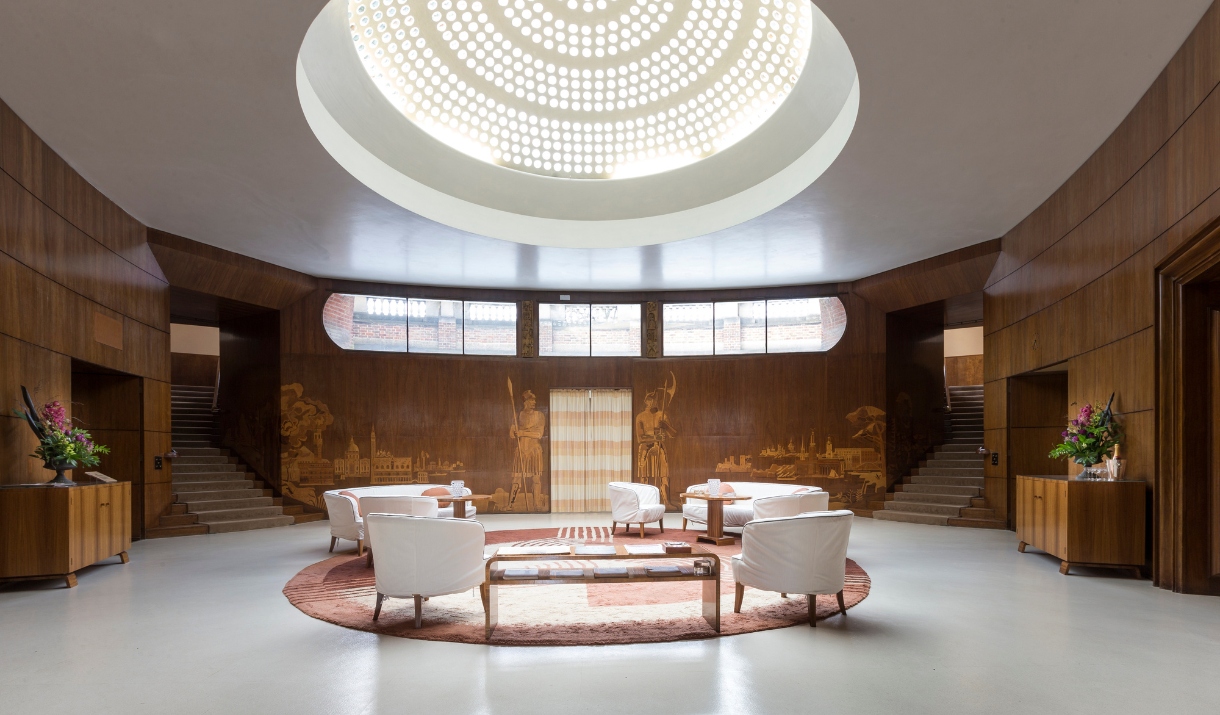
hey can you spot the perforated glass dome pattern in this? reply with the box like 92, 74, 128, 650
348, 0, 812, 179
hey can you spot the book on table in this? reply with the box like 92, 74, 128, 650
548, 568, 585, 578
645, 565, 682, 576
501, 568, 539, 579
593, 567, 629, 578
574, 545, 616, 555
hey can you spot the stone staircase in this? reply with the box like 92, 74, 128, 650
869, 385, 1006, 529
146, 384, 323, 538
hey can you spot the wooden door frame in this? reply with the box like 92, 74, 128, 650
1155, 215, 1220, 594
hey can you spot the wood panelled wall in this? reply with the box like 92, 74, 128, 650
983, 3, 1220, 589
267, 289, 888, 513
945, 355, 983, 387
0, 98, 171, 536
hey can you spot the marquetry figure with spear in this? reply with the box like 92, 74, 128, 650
507, 377, 546, 512
635, 371, 677, 507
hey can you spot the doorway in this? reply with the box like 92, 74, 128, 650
549, 389, 632, 512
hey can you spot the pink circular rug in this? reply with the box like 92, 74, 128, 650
283, 527, 870, 646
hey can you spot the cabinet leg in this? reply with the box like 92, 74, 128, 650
119, 551, 130, 564
64, 573, 77, 588
1059, 561, 1071, 575
1017, 541, 1027, 553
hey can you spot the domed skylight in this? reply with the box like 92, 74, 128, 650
348, 0, 812, 179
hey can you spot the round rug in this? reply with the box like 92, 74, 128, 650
283, 527, 870, 646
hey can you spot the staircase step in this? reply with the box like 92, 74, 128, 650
181, 495, 276, 512
172, 441, 214, 449
206, 516, 296, 534
922, 458, 984, 469
157, 513, 200, 527
960, 506, 997, 519
145, 524, 211, 538
915, 466, 984, 477
883, 501, 963, 517
909, 475, 985, 488
893, 492, 974, 507
872, 510, 951, 526
195, 506, 287, 523
172, 455, 231, 465
177, 488, 266, 503
173, 479, 254, 493
946, 517, 1009, 530
293, 513, 327, 524
903, 483, 981, 497
936, 444, 983, 453
173, 447, 229, 457
174, 462, 239, 473
172, 472, 247, 484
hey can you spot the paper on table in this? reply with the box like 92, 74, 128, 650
549, 568, 585, 578
496, 546, 570, 555
624, 544, 665, 555
502, 568, 539, 579
574, 545, 616, 555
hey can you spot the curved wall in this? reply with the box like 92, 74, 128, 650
271, 285, 889, 514
982, 2, 1220, 590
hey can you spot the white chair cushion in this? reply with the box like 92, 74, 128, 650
608, 482, 665, 523
682, 504, 708, 524
723, 505, 756, 527
752, 492, 830, 520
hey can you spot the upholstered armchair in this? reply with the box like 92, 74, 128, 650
360, 495, 439, 567
608, 482, 667, 537
365, 514, 488, 627
323, 492, 365, 556
751, 491, 830, 520
731, 510, 854, 627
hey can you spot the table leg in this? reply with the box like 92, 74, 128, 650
453, 500, 466, 519
697, 500, 735, 546
482, 582, 499, 639
703, 573, 720, 632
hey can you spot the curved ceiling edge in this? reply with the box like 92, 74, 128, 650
298, 0, 858, 248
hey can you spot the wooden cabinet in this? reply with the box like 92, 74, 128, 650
0, 481, 131, 588
1016, 475, 1145, 576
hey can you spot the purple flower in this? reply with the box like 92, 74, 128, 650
1071, 419, 1080, 427
1070, 435, 1079, 443
1062, 431, 1069, 437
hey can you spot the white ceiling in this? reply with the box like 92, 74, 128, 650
0, 0, 1211, 290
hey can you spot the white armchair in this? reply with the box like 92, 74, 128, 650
608, 482, 667, 537
323, 492, 365, 556
360, 495, 439, 567
731, 510, 854, 627
751, 491, 830, 520
365, 514, 488, 628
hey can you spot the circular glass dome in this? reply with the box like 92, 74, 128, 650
348, 0, 812, 179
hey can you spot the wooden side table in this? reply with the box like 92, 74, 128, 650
445, 495, 490, 519
678, 493, 752, 546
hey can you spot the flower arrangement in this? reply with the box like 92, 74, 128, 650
1049, 393, 1123, 467
14, 387, 109, 477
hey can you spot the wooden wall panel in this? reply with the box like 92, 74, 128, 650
0, 99, 162, 282
147, 230, 316, 310
852, 240, 1001, 313
945, 355, 983, 386
0, 98, 171, 501
218, 312, 281, 488
985, 3, 1220, 562
171, 353, 219, 387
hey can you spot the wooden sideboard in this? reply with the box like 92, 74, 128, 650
1015, 474, 1145, 576
0, 481, 131, 588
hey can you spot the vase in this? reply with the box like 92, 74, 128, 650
1081, 464, 1108, 480
45, 461, 76, 487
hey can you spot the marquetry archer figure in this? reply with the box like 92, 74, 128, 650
508, 385, 546, 512
636, 374, 677, 507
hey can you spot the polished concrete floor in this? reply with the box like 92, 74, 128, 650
2, 513, 1217, 715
